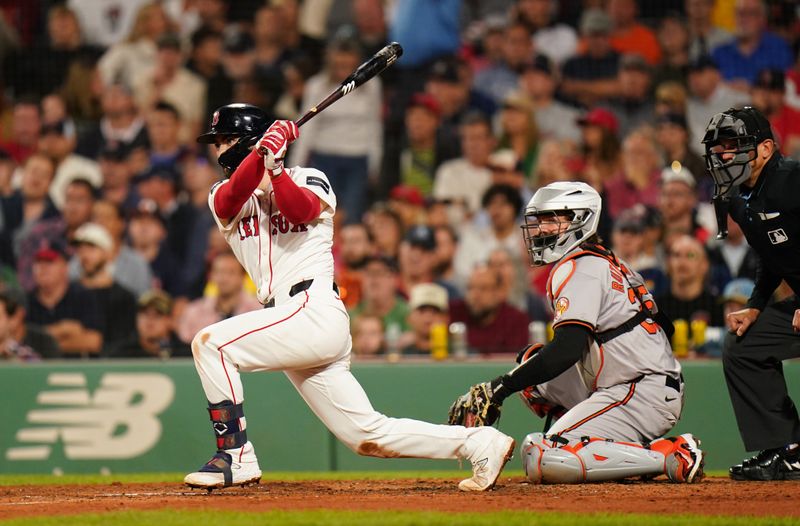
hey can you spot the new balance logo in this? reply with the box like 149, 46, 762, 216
6, 373, 174, 461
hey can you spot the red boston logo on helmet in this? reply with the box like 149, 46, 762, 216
211, 111, 219, 127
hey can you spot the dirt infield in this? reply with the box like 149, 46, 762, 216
1, 477, 798, 520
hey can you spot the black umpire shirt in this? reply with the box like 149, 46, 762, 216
728, 153, 800, 310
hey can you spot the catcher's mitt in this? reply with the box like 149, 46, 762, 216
447, 382, 502, 427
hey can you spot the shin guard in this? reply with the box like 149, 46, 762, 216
208, 400, 248, 450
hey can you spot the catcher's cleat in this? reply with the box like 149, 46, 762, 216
459, 427, 516, 491
184, 443, 262, 489
664, 434, 704, 483
730, 447, 800, 481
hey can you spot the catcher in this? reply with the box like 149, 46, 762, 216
448, 181, 705, 484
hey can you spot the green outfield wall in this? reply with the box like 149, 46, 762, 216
1, 359, 796, 474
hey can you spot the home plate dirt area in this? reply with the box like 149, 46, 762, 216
1, 477, 798, 520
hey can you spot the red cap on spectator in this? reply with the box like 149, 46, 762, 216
577, 108, 619, 135
34, 238, 68, 262
408, 93, 441, 117
389, 184, 425, 206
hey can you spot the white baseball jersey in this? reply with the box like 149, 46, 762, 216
209, 166, 337, 304
546, 248, 681, 392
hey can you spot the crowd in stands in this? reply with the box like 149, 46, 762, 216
0, 0, 798, 361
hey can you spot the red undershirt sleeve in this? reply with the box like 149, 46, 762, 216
213, 150, 265, 219
271, 172, 321, 224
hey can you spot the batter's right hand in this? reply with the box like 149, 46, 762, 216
726, 307, 760, 337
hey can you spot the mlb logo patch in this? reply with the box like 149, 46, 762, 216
768, 228, 789, 245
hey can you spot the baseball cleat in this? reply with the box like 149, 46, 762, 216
184, 448, 262, 489
459, 427, 516, 491
666, 434, 704, 483
730, 447, 800, 481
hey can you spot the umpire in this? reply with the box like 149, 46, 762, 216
703, 106, 800, 481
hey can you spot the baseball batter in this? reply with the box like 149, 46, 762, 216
183, 103, 515, 491
449, 182, 705, 484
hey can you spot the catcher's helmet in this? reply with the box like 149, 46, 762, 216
197, 103, 270, 174
521, 181, 601, 266
701, 106, 773, 199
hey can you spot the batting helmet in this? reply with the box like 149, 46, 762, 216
701, 106, 773, 199
197, 103, 270, 174
520, 181, 601, 266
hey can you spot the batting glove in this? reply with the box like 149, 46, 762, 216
257, 120, 299, 176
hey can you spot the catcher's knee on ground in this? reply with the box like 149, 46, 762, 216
521, 433, 664, 483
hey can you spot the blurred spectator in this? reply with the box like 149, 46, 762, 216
3, 5, 102, 99
398, 224, 459, 299
278, 0, 325, 68
655, 113, 710, 200
403, 282, 449, 356
335, 223, 373, 309
720, 278, 756, 321
486, 149, 529, 199
425, 56, 496, 151
432, 225, 461, 296
220, 27, 256, 86
108, 289, 190, 358
611, 206, 669, 297
515, 0, 578, 66
640, 204, 667, 272
133, 33, 207, 144
348, 0, 389, 59
397, 93, 449, 196
17, 178, 96, 292
532, 140, 580, 188
607, 0, 661, 65
473, 21, 534, 105
388, 0, 460, 69
0, 291, 39, 361
97, 144, 140, 209
686, 55, 750, 155
449, 264, 529, 355
191, 0, 228, 33
251, 4, 295, 110
658, 166, 710, 246
656, 234, 724, 327
0, 149, 13, 197
147, 101, 186, 170
454, 184, 525, 287
363, 203, 403, 258
686, 0, 732, 60
349, 255, 409, 337
604, 129, 662, 220
711, 0, 793, 89
61, 52, 105, 126
2, 287, 60, 359
653, 13, 691, 89
432, 112, 495, 215
98, 2, 172, 89
289, 34, 382, 224
387, 185, 426, 230
487, 246, 548, 320
72, 222, 137, 350
127, 204, 182, 297
707, 214, 759, 293
470, 15, 508, 75
176, 251, 261, 344
0, 97, 41, 164
352, 313, 386, 357
86, 199, 153, 297
519, 55, 581, 144
561, 9, 620, 107
577, 108, 622, 191
39, 119, 102, 210
187, 27, 234, 119
497, 91, 539, 184
68, 0, 151, 48
601, 54, 656, 137
654, 82, 689, 117
750, 69, 800, 157
76, 81, 149, 160
27, 238, 102, 356
133, 166, 196, 268
274, 56, 317, 120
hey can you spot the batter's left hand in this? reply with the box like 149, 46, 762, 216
793, 309, 800, 332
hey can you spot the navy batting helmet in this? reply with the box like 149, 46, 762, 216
197, 103, 270, 174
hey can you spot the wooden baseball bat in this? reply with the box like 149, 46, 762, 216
295, 42, 403, 127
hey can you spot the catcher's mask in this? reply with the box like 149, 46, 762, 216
701, 106, 773, 238
197, 103, 270, 175
521, 182, 601, 266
